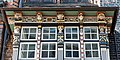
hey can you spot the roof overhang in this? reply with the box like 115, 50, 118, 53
2, 7, 119, 34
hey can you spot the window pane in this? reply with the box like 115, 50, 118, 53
73, 44, 78, 50
66, 28, 71, 33
92, 44, 98, 50
29, 44, 35, 50
86, 51, 92, 57
50, 28, 55, 33
85, 44, 91, 50
73, 51, 79, 57
85, 34, 90, 39
42, 44, 48, 50
92, 34, 97, 39
66, 34, 71, 39
29, 34, 36, 39
85, 28, 90, 33
93, 51, 99, 57
22, 34, 28, 39
72, 34, 78, 39
66, 43, 71, 50
50, 34, 55, 39
43, 34, 49, 39
49, 51, 55, 57
28, 51, 35, 58
43, 28, 49, 33
23, 28, 29, 33
91, 28, 97, 33
66, 51, 72, 57
42, 51, 48, 58
30, 28, 36, 33
21, 51, 27, 58
49, 44, 56, 50
21, 44, 28, 50
72, 28, 77, 33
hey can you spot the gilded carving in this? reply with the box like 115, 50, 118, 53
97, 12, 105, 21
57, 14, 64, 20
78, 12, 84, 21
36, 12, 42, 22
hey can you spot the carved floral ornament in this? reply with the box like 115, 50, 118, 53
57, 13, 64, 20
78, 12, 84, 21
97, 12, 105, 21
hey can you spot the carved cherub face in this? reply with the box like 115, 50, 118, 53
97, 13, 105, 20
14, 13, 22, 19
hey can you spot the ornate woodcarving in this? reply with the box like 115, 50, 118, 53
23, 16, 36, 22
43, 17, 57, 22
36, 12, 42, 22
99, 35, 109, 44
99, 25, 105, 34
57, 11, 64, 22
13, 26, 21, 45
57, 25, 64, 44
97, 12, 105, 21
78, 12, 84, 22
105, 17, 112, 24
83, 17, 97, 22
65, 17, 79, 22
14, 11, 22, 22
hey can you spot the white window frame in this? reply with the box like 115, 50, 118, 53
83, 26, 99, 40
64, 26, 79, 40
19, 42, 37, 59
84, 42, 100, 59
64, 42, 80, 58
42, 27, 57, 40
21, 27, 38, 40
40, 42, 57, 59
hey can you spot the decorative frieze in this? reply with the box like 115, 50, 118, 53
83, 17, 97, 22
65, 17, 79, 22
23, 16, 36, 22
43, 17, 57, 22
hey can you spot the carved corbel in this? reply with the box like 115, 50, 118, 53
36, 12, 42, 22
14, 11, 22, 22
